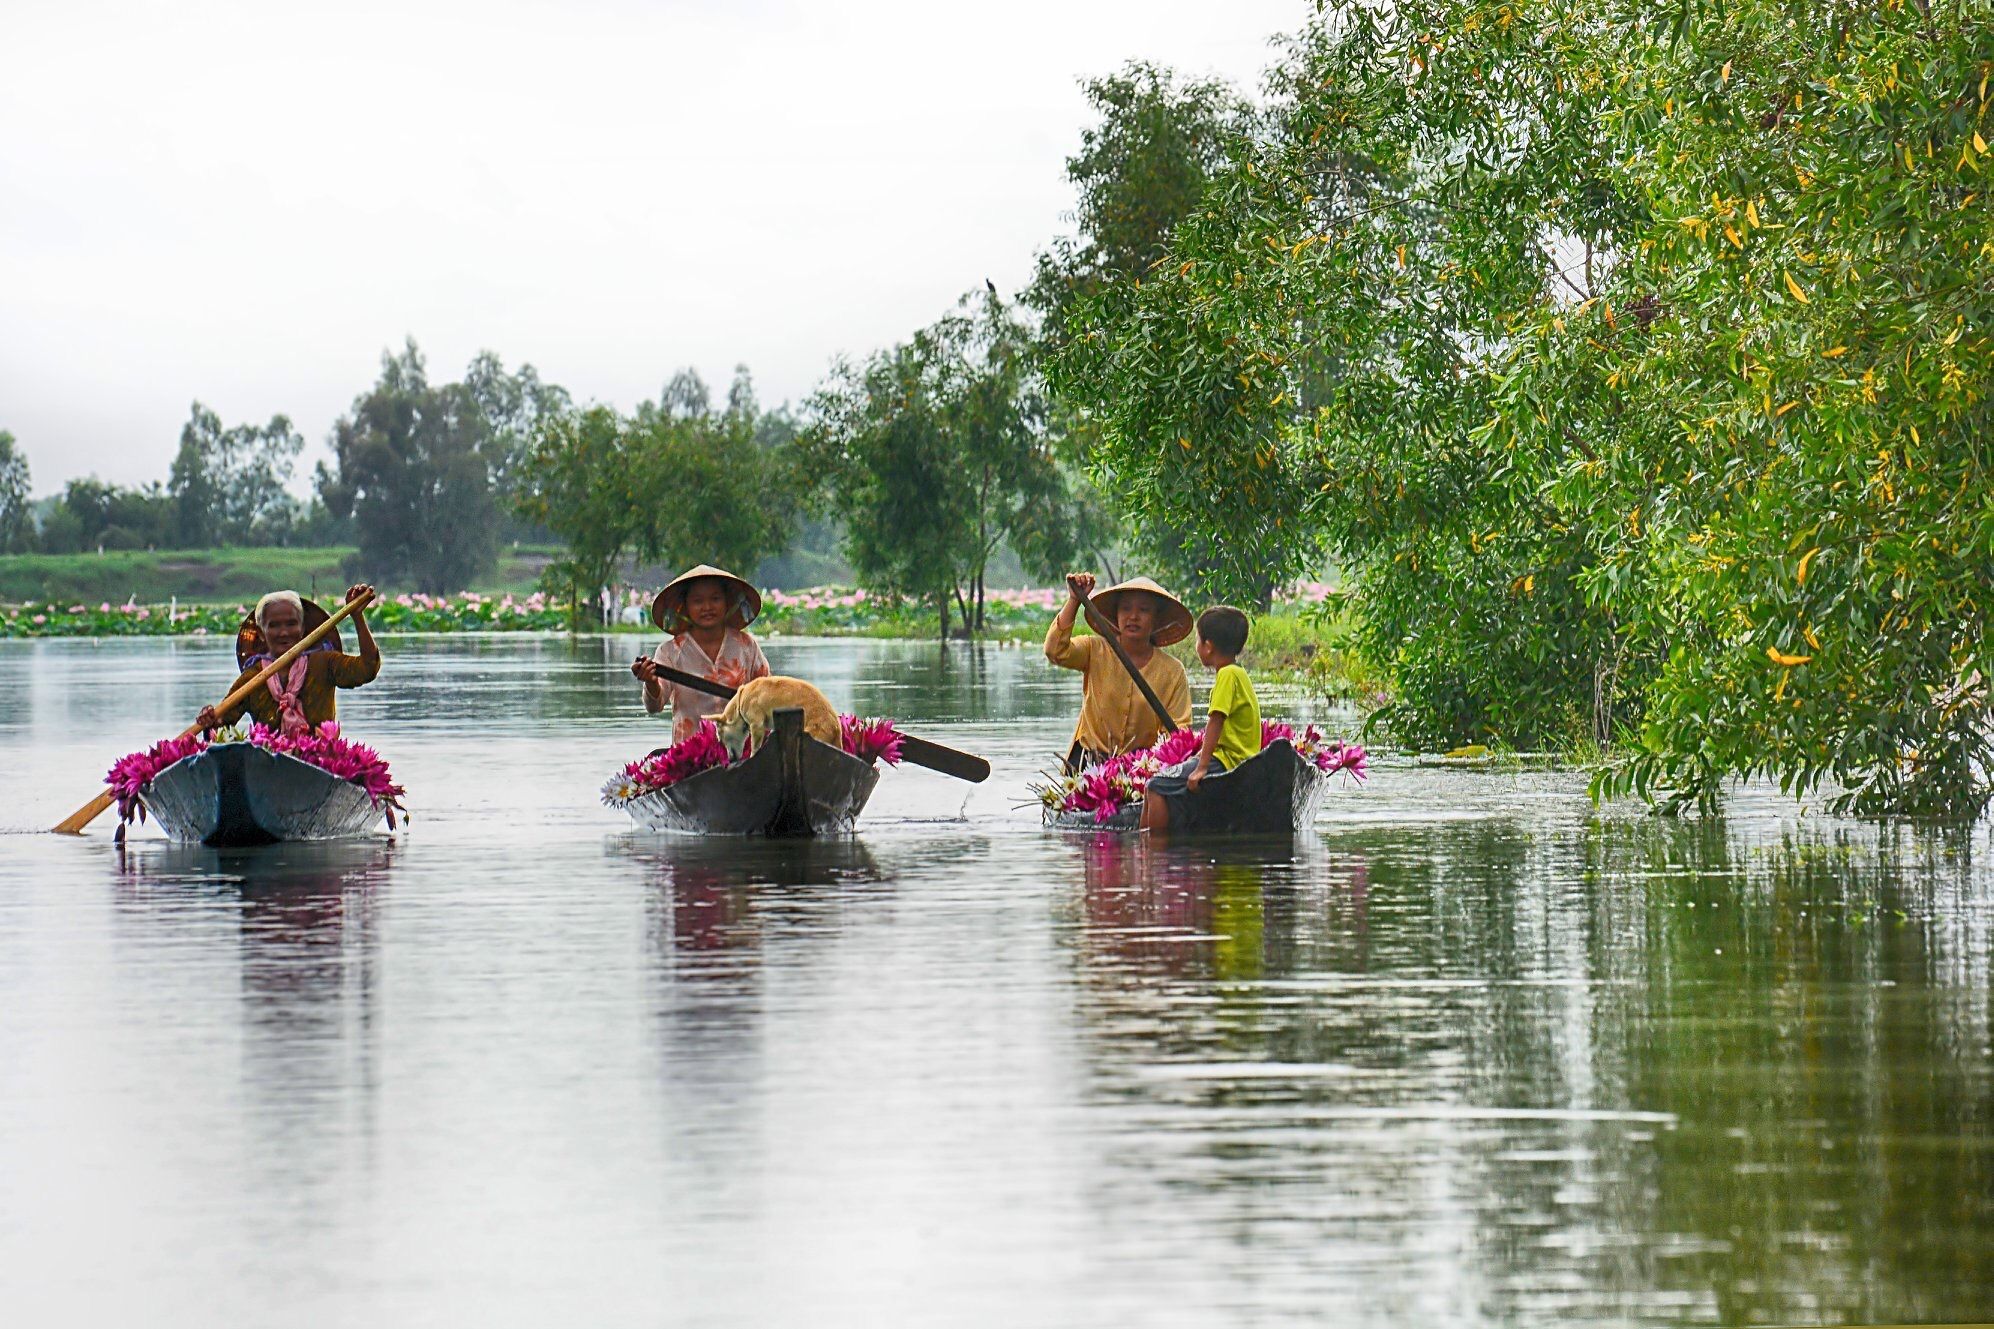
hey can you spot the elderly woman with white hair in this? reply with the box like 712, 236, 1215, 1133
198, 583, 381, 736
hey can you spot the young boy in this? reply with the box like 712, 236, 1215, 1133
1139, 605, 1260, 834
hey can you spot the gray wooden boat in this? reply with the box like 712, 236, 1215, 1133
622, 708, 880, 837
138, 741, 390, 847
1043, 738, 1327, 835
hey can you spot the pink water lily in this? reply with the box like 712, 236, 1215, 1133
603, 712, 907, 807
105, 722, 406, 826
838, 714, 903, 766
1032, 720, 1368, 820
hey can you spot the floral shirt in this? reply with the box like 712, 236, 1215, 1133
651, 628, 771, 742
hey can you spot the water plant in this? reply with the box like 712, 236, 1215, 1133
105, 721, 406, 828
602, 714, 907, 808
1031, 721, 1367, 822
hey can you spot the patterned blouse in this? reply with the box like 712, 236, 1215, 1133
651, 628, 771, 742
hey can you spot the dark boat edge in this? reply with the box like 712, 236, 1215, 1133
622, 707, 881, 838
139, 742, 388, 847
1042, 738, 1325, 836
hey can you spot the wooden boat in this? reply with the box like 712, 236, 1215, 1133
138, 742, 390, 847
621, 708, 880, 837
1043, 737, 1328, 835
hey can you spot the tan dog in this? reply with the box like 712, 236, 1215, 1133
715, 675, 841, 759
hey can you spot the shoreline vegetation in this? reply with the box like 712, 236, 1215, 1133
0, 576, 1381, 709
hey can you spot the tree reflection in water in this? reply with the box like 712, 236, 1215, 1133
1055, 815, 1992, 1326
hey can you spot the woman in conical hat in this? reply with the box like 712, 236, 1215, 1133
631, 564, 772, 743
1044, 571, 1193, 770
197, 583, 382, 736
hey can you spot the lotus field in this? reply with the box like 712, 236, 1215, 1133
3, 583, 1342, 640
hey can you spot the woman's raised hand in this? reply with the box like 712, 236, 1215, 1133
1065, 572, 1096, 602
345, 583, 376, 608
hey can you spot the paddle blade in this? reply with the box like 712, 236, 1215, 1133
896, 734, 991, 783
53, 789, 116, 836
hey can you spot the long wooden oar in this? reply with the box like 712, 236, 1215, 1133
1075, 588, 1180, 734
650, 664, 991, 783
53, 592, 374, 834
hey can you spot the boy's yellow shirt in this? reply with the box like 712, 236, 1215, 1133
1209, 663, 1262, 770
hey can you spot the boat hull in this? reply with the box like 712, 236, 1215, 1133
138, 742, 387, 847
623, 708, 880, 837
1043, 738, 1326, 835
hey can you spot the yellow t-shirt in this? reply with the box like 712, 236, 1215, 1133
1208, 663, 1262, 770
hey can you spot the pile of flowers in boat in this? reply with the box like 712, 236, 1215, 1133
1030, 722, 1368, 824
601, 714, 904, 807
106, 722, 407, 827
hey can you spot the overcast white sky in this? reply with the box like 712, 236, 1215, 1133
2, 0, 1302, 495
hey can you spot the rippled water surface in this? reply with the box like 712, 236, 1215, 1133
2, 635, 1990, 1326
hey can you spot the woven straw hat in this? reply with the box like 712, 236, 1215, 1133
651, 565, 762, 631
235, 596, 339, 668
1089, 576, 1193, 648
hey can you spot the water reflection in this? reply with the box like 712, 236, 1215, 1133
3, 638, 1992, 1326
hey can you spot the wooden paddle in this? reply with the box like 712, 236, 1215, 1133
52, 591, 375, 835
646, 663, 992, 783
1073, 581, 1180, 734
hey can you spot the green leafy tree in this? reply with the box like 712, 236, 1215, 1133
1029, 63, 1255, 592
464, 351, 572, 532
804, 291, 1082, 637
514, 371, 793, 626
1029, 62, 1253, 340
1058, 0, 1994, 815
40, 477, 176, 553
1535, 3, 1994, 816
513, 405, 639, 625
167, 403, 305, 547
317, 339, 499, 593
0, 431, 33, 553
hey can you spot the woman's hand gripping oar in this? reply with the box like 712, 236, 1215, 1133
648, 664, 992, 783
52, 590, 376, 835
1068, 573, 1179, 733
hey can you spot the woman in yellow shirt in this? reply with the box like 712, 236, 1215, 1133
1044, 572, 1193, 771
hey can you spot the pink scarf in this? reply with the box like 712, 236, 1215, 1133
263, 657, 313, 737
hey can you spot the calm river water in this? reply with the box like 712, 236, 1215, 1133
1, 635, 1989, 1326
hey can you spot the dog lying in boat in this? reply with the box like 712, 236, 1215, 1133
715, 676, 841, 759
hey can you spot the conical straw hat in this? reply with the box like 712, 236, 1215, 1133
651, 564, 762, 631
1089, 576, 1193, 648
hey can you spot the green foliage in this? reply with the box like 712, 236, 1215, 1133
317, 340, 501, 594
801, 292, 1082, 636
0, 545, 556, 603
464, 351, 571, 541
1054, 0, 1994, 817
512, 404, 636, 621
1545, 3, 1994, 817
37, 476, 177, 554
1030, 62, 1260, 596
514, 370, 794, 625
0, 432, 32, 554
167, 402, 305, 547
1030, 61, 1251, 317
